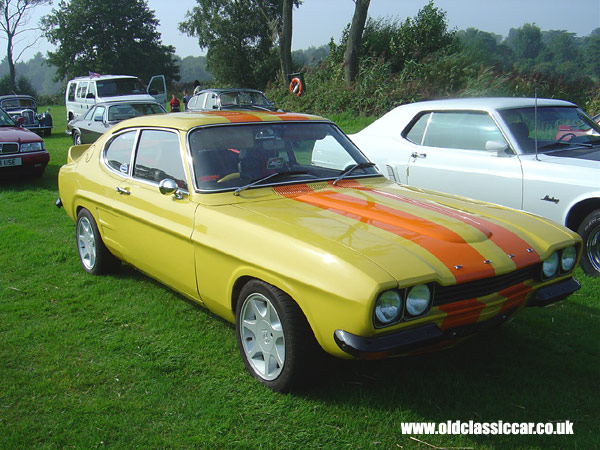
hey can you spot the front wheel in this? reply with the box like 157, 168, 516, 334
236, 280, 318, 392
577, 210, 600, 276
73, 131, 81, 145
76, 209, 119, 275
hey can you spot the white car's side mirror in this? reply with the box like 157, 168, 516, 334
485, 140, 511, 156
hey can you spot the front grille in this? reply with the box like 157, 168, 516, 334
0, 143, 19, 154
21, 109, 35, 125
433, 264, 540, 306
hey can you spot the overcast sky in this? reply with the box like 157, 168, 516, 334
3, 0, 600, 62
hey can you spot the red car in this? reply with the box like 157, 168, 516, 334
0, 107, 49, 177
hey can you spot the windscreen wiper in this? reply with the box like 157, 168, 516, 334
332, 162, 376, 186
234, 170, 308, 196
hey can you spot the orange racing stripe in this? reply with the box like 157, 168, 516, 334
274, 185, 496, 283
331, 180, 541, 269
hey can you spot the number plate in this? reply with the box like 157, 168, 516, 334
0, 157, 22, 167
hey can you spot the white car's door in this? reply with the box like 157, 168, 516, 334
405, 111, 524, 209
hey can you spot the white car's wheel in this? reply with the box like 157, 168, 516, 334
236, 280, 317, 392
578, 210, 600, 276
76, 209, 119, 275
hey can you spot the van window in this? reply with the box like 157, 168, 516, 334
76, 82, 88, 99
96, 78, 145, 97
67, 83, 77, 102
87, 82, 97, 98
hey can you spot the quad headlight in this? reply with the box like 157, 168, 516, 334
542, 251, 560, 279
374, 284, 433, 327
560, 246, 577, 272
374, 290, 402, 325
406, 284, 432, 317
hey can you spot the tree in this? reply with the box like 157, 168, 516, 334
343, 0, 370, 87
0, 0, 51, 91
180, 0, 299, 88
41, 0, 179, 83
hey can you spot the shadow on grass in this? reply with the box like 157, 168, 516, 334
300, 298, 599, 447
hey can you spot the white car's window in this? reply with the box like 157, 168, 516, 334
422, 111, 506, 151
104, 131, 136, 174
83, 107, 95, 121
93, 106, 105, 122
133, 130, 187, 189
405, 113, 431, 145
188, 122, 377, 192
204, 93, 216, 110
499, 106, 600, 154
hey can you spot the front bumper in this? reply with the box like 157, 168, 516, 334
334, 277, 580, 359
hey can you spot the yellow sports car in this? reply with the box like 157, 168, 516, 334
57, 110, 581, 392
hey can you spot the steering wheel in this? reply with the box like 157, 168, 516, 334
558, 132, 577, 142
217, 172, 241, 183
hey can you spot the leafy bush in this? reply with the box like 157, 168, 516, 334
0, 74, 38, 97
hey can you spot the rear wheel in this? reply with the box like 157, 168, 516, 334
236, 280, 318, 392
577, 210, 600, 276
76, 208, 119, 275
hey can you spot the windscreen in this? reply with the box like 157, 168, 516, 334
188, 122, 378, 192
499, 106, 600, 154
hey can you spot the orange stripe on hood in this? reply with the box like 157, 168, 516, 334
275, 184, 496, 284
331, 180, 541, 270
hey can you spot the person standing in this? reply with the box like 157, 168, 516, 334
182, 89, 192, 111
170, 94, 181, 112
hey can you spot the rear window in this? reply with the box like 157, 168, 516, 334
96, 78, 146, 97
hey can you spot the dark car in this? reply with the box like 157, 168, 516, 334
0, 95, 53, 136
0, 107, 49, 177
186, 88, 278, 112
66, 100, 166, 144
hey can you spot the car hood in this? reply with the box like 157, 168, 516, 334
0, 126, 43, 142
539, 146, 600, 166
229, 178, 575, 286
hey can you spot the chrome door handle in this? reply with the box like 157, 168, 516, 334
411, 152, 427, 158
116, 186, 130, 195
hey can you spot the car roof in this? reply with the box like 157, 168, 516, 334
360, 97, 577, 134
69, 75, 138, 82
92, 100, 163, 107
111, 110, 327, 132
197, 88, 265, 94
0, 94, 35, 101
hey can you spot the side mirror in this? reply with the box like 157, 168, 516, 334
486, 140, 512, 156
159, 178, 185, 199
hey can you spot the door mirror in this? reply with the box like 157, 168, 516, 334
159, 178, 178, 196
486, 140, 511, 156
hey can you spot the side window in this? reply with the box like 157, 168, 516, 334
133, 130, 187, 188
104, 131, 137, 174
76, 82, 88, 99
405, 113, 431, 145
423, 111, 507, 151
67, 83, 77, 102
93, 106, 105, 121
83, 107, 95, 120
87, 82, 96, 98
204, 94, 216, 110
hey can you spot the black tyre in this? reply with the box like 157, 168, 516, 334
577, 209, 600, 277
73, 131, 81, 145
76, 208, 119, 275
236, 280, 318, 392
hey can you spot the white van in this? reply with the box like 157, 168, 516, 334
65, 74, 166, 121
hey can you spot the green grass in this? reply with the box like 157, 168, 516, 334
1, 107, 599, 449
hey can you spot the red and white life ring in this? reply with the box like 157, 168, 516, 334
289, 77, 303, 96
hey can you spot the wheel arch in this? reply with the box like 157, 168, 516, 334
565, 197, 600, 231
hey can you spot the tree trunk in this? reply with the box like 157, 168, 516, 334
279, 0, 293, 84
343, 0, 370, 88
7, 36, 16, 91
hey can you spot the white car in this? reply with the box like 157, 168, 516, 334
350, 97, 600, 276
